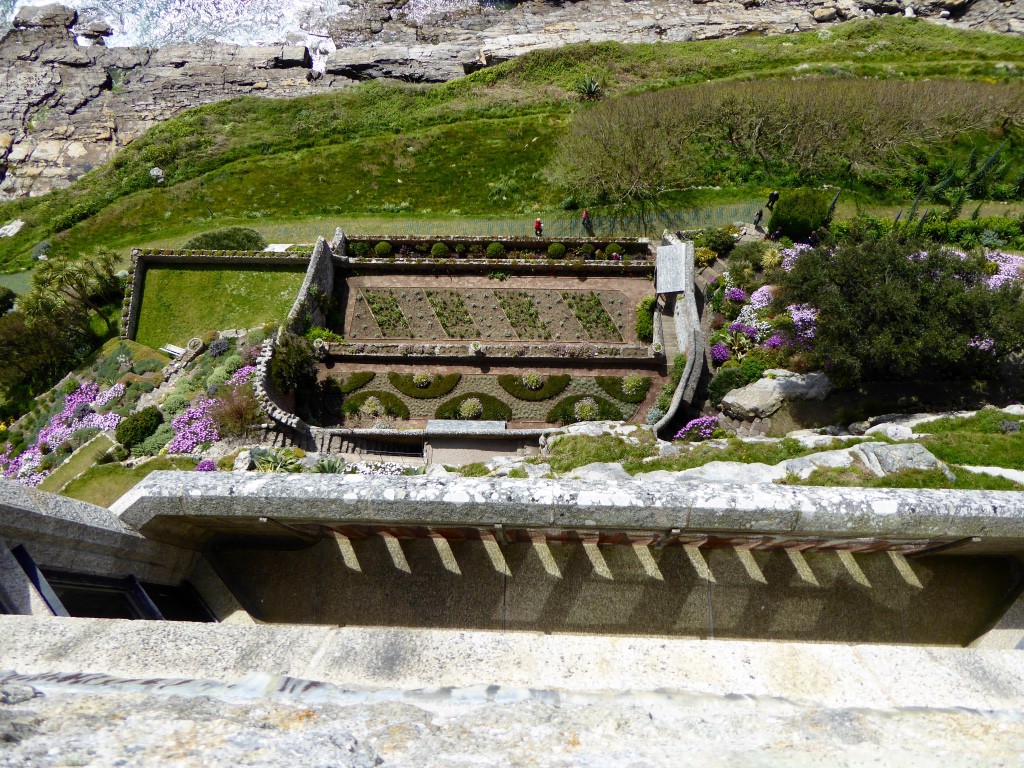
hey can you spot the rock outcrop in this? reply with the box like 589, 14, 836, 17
1, 0, 1021, 199
720, 369, 832, 421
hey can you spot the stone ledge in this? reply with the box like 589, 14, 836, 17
1, 615, 1023, 711
112, 471, 1024, 549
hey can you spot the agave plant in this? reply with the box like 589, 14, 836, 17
576, 75, 603, 101
251, 447, 304, 473
311, 456, 347, 474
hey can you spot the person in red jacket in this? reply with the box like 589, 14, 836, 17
534, 218, 543, 236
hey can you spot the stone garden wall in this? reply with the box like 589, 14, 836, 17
286, 237, 335, 335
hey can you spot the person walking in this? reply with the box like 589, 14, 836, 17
534, 218, 543, 237
753, 208, 764, 229
766, 190, 780, 211
581, 208, 591, 233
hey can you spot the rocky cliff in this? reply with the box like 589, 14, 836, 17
1, 0, 1021, 200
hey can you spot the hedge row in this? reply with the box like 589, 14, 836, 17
546, 394, 623, 425
341, 390, 410, 419
595, 375, 652, 404
335, 371, 376, 394
435, 392, 513, 421
497, 374, 571, 401
387, 372, 462, 399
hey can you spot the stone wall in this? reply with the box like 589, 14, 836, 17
285, 236, 335, 334
2, 1, 1019, 200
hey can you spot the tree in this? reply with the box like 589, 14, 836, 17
777, 229, 1024, 385
0, 311, 92, 406
24, 248, 120, 334
0, 287, 15, 315
767, 189, 832, 241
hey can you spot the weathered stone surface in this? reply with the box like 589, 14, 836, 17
721, 370, 832, 420
813, 6, 841, 21
853, 442, 955, 480
12, 4, 76, 30
865, 422, 914, 440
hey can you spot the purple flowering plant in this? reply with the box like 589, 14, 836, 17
710, 342, 731, 364
167, 398, 219, 454
194, 459, 217, 472
725, 287, 747, 303
674, 416, 721, 442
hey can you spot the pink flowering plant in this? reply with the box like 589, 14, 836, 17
167, 398, 219, 454
0, 382, 123, 486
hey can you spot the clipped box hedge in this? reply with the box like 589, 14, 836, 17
388, 372, 462, 399
497, 374, 571, 401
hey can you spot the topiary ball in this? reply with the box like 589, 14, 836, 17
458, 397, 483, 419
573, 397, 599, 422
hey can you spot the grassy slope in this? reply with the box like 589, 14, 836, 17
61, 456, 198, 507
37, 434, 114, 492
135, 264, 306, 348
0, 19, 1022, 270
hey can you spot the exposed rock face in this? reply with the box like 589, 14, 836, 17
1, 0, 1021, 199
721, 369, 832, 420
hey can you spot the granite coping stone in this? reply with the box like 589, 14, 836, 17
113, 472, 1024, 545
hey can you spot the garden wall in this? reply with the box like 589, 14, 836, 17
286, 237, 335, 334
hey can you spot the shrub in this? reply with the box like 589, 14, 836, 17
635, 296, 656, 342
374, 241, 393, 258
459, 397, 484, 419
596, 375, 652, 404
498, 374, 571, 401
184, 227, 268, 251
760, 246, 783, 271
436, 393, 513, 421
312, 456, 347, 473
210, 381, 262, 438
360, 396, 384, 418
694, 247, 717, 269
305, 326, 345, 343
548, 243, 567, 259
207, 339, 231, 358
161, 393, 190, 416
431, 242, 450, 259
605, 242, 623, 257
708, 367, 747, 406
413, 372, 431, 388
335, 371, 375, 394
342, 390, 410, 419
696, 227, 736, 258
573, 397, 599, 421
269, 332, 317, 393
133, 423, 174, 457
739, 356, 767, 385
115, 406, 163, 449
0, 286, 15, 315
522, 371, 543, 390
768, 189, 831, 242
486, 242, 505, 259
350, 242, 371, 257
388, 372, 461, 399
547, 395, 622, 425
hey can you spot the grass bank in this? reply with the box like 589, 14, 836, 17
61, 456, 198, 507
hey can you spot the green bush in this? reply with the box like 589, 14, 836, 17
696, 227, 736, 258
184, 227, 268, 252
635, 296, 656, 343
431, 242, 450, 259
133, 423, 174, 457
458, 397, 484, 419
547, 394, 622, 425
335, 371, 375, 394
161, 393, 190, 416
486, 242, 505, 259
350, 242, 371, 257
269, 332, 317, 393
596, 375, 652, 404
547, 243, 567, 259
132, 358, 165, 375
342, 390, 409, 419
388, 372, 462, 399
374, 241, 393, 258
115, 406, 163, 449
738, 356, 767, 385
605, 242, 623, 256
435, 392, 512, 421
708, 367, 747, 406
497, 374, 571, 401
305, 326, 345, 343
767, 189, 831, 242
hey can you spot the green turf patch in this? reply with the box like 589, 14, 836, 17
388, 372, 462, 399
919, 432, 1024, 470
915, 409, 1024, 434
134, 264, 305, 348
435, 392, 513, 421
497, 373, 571, 401
779, 465, 1024, 491
37, 434, 114, 493
595, 375, 652, 404
543, 434, 659, 474
61, 456, 198, 507
341, 390, 410, 419
546, 394, 623, 425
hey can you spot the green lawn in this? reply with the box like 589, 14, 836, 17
61, 456, 198, 507
134, 264, 305, 348
37, 434, 114, 493
1, 18, 1022, 271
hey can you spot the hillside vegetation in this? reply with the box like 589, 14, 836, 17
1, 18, 1022, 270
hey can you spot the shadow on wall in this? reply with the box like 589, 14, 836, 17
212, 538, 1022, 646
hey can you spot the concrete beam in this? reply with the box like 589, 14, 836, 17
112, 472, 1024, 553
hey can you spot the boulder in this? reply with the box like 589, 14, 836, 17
13, 4, 77, 29
567, 462, 634, 483
720, 370, 831, 420
669, 461, 788, 484
813, 6, 840, 21
864, 423, 914, 440
852, 442, 954, 481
